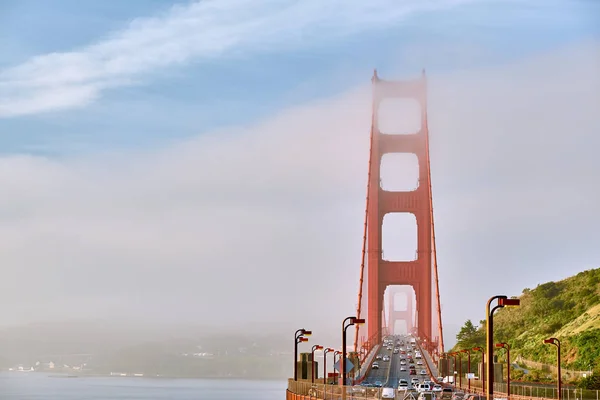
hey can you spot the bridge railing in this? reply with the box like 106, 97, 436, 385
287, 379, 382, 400
451, 380, 600, 400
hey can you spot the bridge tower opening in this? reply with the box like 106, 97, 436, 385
354, 70, 444, 356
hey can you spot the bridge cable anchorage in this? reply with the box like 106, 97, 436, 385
422, 71, 445, 353
353, 108, 375, 354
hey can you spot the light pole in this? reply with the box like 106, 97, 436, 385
461, 349, 471, 391
472, 346, 485, 393
294, 329, 312, 381
456, 352, 463, 388
486, 296, 520, 400
496, 342, 511, 400
324, 347, 334, 384
341, 316, 365, 385
449, 352, 458, 388
544, 338, 561, 400
312, 345, 323, 383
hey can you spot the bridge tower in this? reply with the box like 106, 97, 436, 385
356, 70, 443, 351
387, 286, 414, 335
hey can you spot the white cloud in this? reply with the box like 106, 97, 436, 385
0, 41, 598, 347
0, 0, 480, 117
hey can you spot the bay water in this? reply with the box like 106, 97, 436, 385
0, 373, 287, 399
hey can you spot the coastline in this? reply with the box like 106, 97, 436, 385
1, 370, 287, 381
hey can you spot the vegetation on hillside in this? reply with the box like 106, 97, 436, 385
451, 267, 600, 383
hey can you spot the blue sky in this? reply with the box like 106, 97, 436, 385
0, 0, 598, 155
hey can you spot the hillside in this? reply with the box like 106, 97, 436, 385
452, 267, 600, 372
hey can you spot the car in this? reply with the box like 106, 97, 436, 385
383, 355, 390, 362
382, 388, 396, 398
393, 349, 399, 354
400, 366, 407, 371
400, 360, 406, 365
376, 354, 383, 360
432, 385, 443, 392
410, 369, 417, 375
420, 369, 427, 375
374, 381, 383, 387
417, 360, 423, 365
372, 362, 379, 369
419, 383, 433, 392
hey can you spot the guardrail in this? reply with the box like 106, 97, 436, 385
286, 379, 383, 400
412, 338, 600, 400
451, 381, 600, 400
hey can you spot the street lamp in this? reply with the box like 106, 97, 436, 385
312, 345, 323, 383
448, 352, 458, 388
323, 347, 334, 384
294, 329, 312, 381
472, 347, 485, 393
544, 338, 561, 400
461, 349, 471, 391
486, 295, 520, 400
496, 342, 511, 400
341, 316, 365, 385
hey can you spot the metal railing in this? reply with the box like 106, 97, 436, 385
451, 379, 600, 400
287, 379, 384, 400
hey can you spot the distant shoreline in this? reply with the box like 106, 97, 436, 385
1, 371, 288, 381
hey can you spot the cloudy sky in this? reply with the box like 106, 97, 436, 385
0, 0, 599, 348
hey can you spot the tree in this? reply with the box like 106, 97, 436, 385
456, 320, 484, 349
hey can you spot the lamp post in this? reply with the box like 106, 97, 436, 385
456, 352, 463, 388
294, 329, 312, 381
544, 338, 561, 400
341, 316, 365, 386
461, 349, 471, 391
486, 296, 520, 400
472, 347, 485, 393
312, 345, 323, 383
496, 342, 511, 400
449, 352, 458, 388
324, 347, 334, 384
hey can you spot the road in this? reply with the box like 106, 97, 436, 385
361, 334, 437, 398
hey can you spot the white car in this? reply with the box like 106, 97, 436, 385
432, 385, 443, 392
420, 369, 427, 375
382, 388, 395, 398
417, 383, 431, 393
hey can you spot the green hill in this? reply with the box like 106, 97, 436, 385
451, 267, 600, 373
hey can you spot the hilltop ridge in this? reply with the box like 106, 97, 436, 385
452, 267, 600, 373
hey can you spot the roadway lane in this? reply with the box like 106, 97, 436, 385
361, 334, 439, 398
